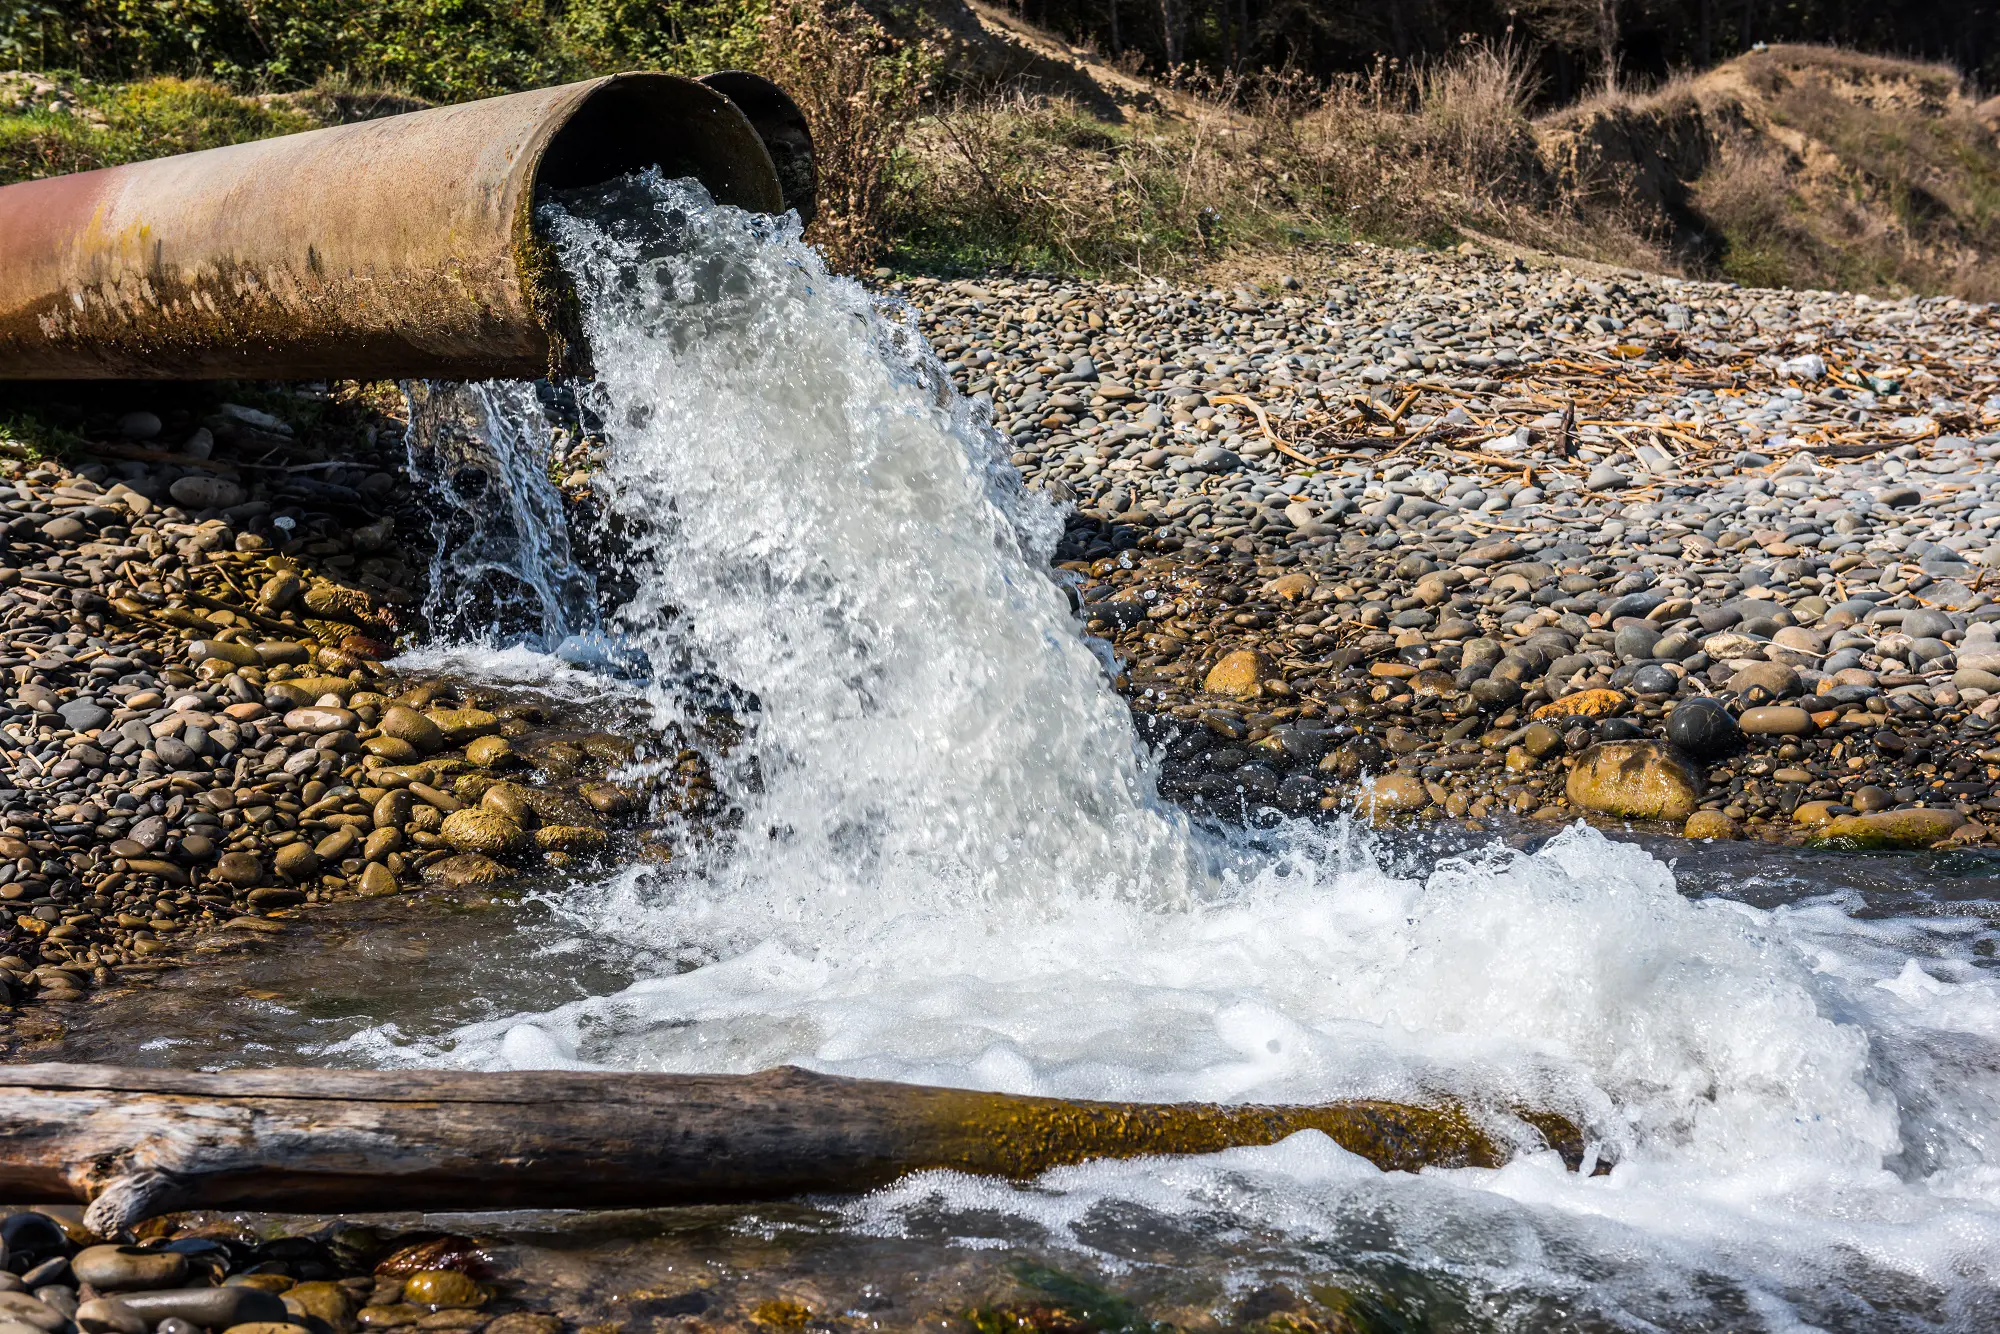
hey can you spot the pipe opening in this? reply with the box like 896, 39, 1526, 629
534, 74, 782, 214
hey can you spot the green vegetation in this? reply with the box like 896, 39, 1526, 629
0, 1, 762, 102
4, 4, 1999, 295
0, 73, 310, 182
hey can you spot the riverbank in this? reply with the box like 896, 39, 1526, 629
903, 240, 2000, 846
1, 238, 1996, 1020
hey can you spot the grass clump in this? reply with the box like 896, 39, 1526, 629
0, 74, 311, 184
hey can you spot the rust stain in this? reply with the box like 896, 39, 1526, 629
0, 72, 796, 381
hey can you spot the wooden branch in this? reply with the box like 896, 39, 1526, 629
0, 1064, 1594, 1234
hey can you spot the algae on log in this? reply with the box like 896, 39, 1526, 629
0, 1064, 1599, 1233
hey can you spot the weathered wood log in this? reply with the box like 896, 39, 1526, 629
0, 1064, 1590, 1234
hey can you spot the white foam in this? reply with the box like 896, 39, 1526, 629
353, 176, 2000, 1326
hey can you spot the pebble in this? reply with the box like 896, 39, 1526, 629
907, 255, 2000, 843
69, 1247, 185, 1293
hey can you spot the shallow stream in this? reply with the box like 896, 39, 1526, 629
39, 175, 2000, 1331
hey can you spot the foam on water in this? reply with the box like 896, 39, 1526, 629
366, 174, 2000, 1327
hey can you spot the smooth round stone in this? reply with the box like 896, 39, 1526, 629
1612, 624, 1660, 661
1726, 661, 1800, 699
401, 1271, 486, 1310
465, 735, 519, 768
1683, 810, 1739, 840
1629, 664, 1678, 695
1738, 705, 1815, 736
439, 809, 526, 855
1519, 722, 1564, 759
272, 843, 322, 881
1902, 608, 1955, 639
1360, 773, 1431, 815
57, 699, 110, 732
1566, 740, 1703, 822
71, 1244, 187, 1293
284, 706, 358, 735
216, 851, 263, 885
1851, 785, 1893, 812
377, 706, 444, 753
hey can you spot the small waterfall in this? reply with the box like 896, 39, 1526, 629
360, 171, 2000, 1328
403, 379, 598, 648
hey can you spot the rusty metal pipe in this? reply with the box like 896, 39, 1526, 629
0, 71, 814, 381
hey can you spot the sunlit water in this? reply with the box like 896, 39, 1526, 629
82, 176, 2000, 1328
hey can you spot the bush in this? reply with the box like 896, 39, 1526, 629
757, 0, 931, 271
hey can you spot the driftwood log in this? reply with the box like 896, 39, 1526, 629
0, 1064, 1591, 1233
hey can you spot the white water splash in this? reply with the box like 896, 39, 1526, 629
359, 175, 2000, 1330
403, 380, 597, 647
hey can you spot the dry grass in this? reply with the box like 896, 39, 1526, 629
886, 39, 1671, 279
758, 0, 933, 271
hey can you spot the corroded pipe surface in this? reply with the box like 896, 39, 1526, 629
0, 72, 810, 381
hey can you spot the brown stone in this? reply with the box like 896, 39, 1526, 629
1565, 741, 1704, 823
1683, 810, 1739, 839
1533, 688, 1627, 720
1203, 650, 1272, 697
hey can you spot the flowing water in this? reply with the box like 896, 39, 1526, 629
60, 174, 2000, 1329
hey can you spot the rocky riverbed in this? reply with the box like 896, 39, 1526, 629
0, 388, 704, 1018
902, 241, 2000, 850
2, 239, 1998, 1022
0, 1208, 578, 1334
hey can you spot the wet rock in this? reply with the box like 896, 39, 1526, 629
378, 706, 445, 754
216, 851, 264, 886
358, 862, 399, 897
1683, 810, 1739, 839
247, 887, 306, 910
1666, 698, 1740, 758
440, 809, 527, 855
464, 736, 519, 769
425, 708, 502, 744
483, 1318, 561, 1334
272, 843, 322, 882
579, 782, 637, 816
422, 854, 510, 889
72, 1245, 187, 1292
1566, 741, 1703, 822
1357, 773, 1431, 816
1519, 722, 1564, 759
477, 784, 540, 828
401, 1274, 485, 1311
1816, 809, 1966, 848
1851, 785, 1893, 812
1203, 650, 1272, 697
534, 825, 608, 855
285, 1282, 356, 1333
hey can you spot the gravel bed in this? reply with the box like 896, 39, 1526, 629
0, 392, 695, 1018
901, 243, 2000, 846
